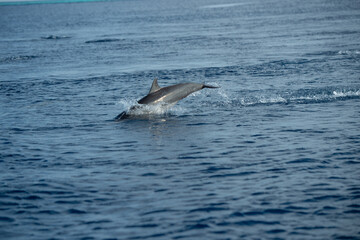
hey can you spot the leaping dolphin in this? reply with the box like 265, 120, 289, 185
115, 78, 219, 120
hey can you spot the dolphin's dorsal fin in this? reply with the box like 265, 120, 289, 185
149, 78, 161, 94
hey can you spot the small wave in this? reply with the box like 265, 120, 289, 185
304, 49, 360, 57
0, 0, 109, 6
41, 35, 70, 40
85, 38, 122, 44
1, 55, 38, 63
224, 220, 280, 226
200, 3, 247, 9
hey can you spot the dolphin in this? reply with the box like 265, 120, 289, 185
115, 78, 219, 120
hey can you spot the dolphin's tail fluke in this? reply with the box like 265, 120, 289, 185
203, 84, 220, 89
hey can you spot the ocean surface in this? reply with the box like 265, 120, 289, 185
1, 0, 360, 239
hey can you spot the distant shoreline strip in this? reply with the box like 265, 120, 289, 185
0, 0, 115, 6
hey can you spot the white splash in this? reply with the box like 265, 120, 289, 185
333, 90, 360, 97
117, 98, 185, 117
338, 50, 360, 55
259, 96, 287, 104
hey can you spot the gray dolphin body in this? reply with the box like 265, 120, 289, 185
115, 78, 218, 120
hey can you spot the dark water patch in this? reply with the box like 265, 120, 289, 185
284, 205, 310, 214
31, 126, 74, 132
0, 216, 15, 222
178, 155, 207, 160
322, 206, 337, 210
266, 228, 286, 234
0, 193, 11, 199
328, 176, 347, 180
0, 201, 19, 207
37, 210, 60, 215
347, 187, 360, 192
202, 166, 233, 173
280, 128, 325, 134
232, 220, 280, 226
241, 208, 291, 216
36, 190, 74, 195
22, 204, 38, 210
8, 127, 27, 133
348, 204, 360, 208
287, 158, 317, 164
242, 211, 262, 216
67, 208, 87, 214
344, 160, 360, 165
141, 172, 158, 177
251, 191, 266, 196
343, 209, 360, 214
55, 200, 81, 204
295, 225, 333, 230
185, 223, 210, 230
154, 188, 167, 192
5, 190, 29, 194
209, 171, 257, 178
128, 232, 167, 239
210, 230, 232, 235
77, 237, 95, 240
305, 194, 345, 202
304, 187, 339, 193
230, 211, 245, 217
19, 158, 43, 162
185, 122, 211, 126
264, 209, 291, 215
126, 223, 158, 228
189, 207, 229, 213
83, 219, 112, 225
331, 151, 359, 157
24, 195, 42, 200
141, 209, 176, 216
266, 168, 286, 172
333, 235, 359, 240
349, 191, 360, 199
15, 210, 29, 214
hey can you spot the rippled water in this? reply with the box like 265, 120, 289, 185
1, 0, 360, 239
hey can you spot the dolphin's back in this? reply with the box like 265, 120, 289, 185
138, 83, 204, 105
115, 79, 219, 120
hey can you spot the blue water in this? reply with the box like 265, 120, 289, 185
1, 0, 360, 239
